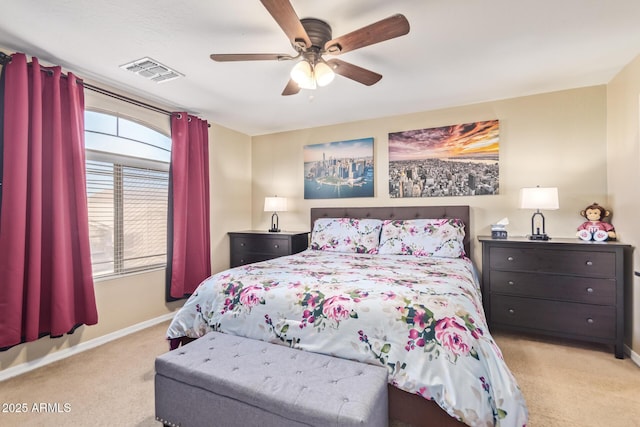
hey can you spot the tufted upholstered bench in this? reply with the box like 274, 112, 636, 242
155, 331, 389, 427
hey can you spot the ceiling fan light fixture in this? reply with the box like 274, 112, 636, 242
298, 75, 317, 90
290, 60, 316, 89
314, 61, 335, 87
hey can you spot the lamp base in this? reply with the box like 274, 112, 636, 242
268, 212, 280, 232
529, 233, 550, 241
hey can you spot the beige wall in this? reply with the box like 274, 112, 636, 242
0, 79, 253, 373
209, 124, 253, 272
607, 54, 640, 356
252, 86, 608, 269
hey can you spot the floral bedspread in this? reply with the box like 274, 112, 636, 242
167, 250, 528, 426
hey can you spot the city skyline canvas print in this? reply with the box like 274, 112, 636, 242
388, 120, 499, 198
304, 137, 374, 199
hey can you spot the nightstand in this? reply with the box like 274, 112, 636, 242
228, 230, 309, 268
478, 236, 632, 358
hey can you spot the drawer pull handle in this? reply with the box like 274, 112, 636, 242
508, 308, 515, 315
507, 280, 515, 286
586, 260, 593, 266
240, 243, 245, 247
274, 244, 279, 248
507, 256, 514, 262
586, 287, 594, 293
586, 318, 594, 324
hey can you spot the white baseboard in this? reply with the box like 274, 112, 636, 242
0, 312, 175, 382
627, 344, 640, 368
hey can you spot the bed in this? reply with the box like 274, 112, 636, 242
166, 206, 528, 427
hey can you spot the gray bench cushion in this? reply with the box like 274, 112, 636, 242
155, 332, 389, 427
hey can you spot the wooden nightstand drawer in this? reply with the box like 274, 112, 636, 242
232, 252, 277, 266
232, 236, 290, 256
491, 295, 616, 340
489, 270, 616, 305
489, 247, 616, 278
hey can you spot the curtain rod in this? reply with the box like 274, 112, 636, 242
81, 81, 173, 117
0, 51, 210, 126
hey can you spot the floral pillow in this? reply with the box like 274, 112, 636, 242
378, 218, 466, 258
310, 218, 383, 254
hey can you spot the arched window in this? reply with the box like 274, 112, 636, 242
85, 110, 171, 278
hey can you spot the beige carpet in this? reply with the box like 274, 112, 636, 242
494, 332, 640, 427
0, 321, 639, 426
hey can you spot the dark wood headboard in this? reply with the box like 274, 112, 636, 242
310, 206, 471, 258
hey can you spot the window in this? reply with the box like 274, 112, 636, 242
85, 111, 171, 278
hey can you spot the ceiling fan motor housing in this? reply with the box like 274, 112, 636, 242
299, 18, 335, 52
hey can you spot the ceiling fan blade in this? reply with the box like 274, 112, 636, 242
210, 53, 293, 62
324, 14, 410, 55
260, 0, 312, 49
326, 59, 382, 86
281, 79, 300, 96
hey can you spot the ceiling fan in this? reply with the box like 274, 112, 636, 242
210, 0, 410, 96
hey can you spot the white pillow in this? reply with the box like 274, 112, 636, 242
310, 218, 383, 254
378, 218, 466, 258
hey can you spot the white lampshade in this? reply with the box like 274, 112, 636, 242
519, 187, 559, 210
290, 60, 316, 89
264, 196, 287, 212
314, 61, 335, 87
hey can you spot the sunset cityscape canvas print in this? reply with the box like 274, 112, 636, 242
388, 120, 499, 197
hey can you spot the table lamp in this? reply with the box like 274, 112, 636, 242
519, 186, 559, 240
264, 196, 287, 232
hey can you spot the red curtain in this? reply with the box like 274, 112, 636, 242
166, 113, 211, 300
0, 53, 97, 350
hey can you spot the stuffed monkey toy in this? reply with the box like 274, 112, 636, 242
576, 202, 616, 241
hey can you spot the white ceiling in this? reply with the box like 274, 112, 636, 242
1, 0, 639, 136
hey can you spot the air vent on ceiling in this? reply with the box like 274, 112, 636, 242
120, 57, 183, 83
